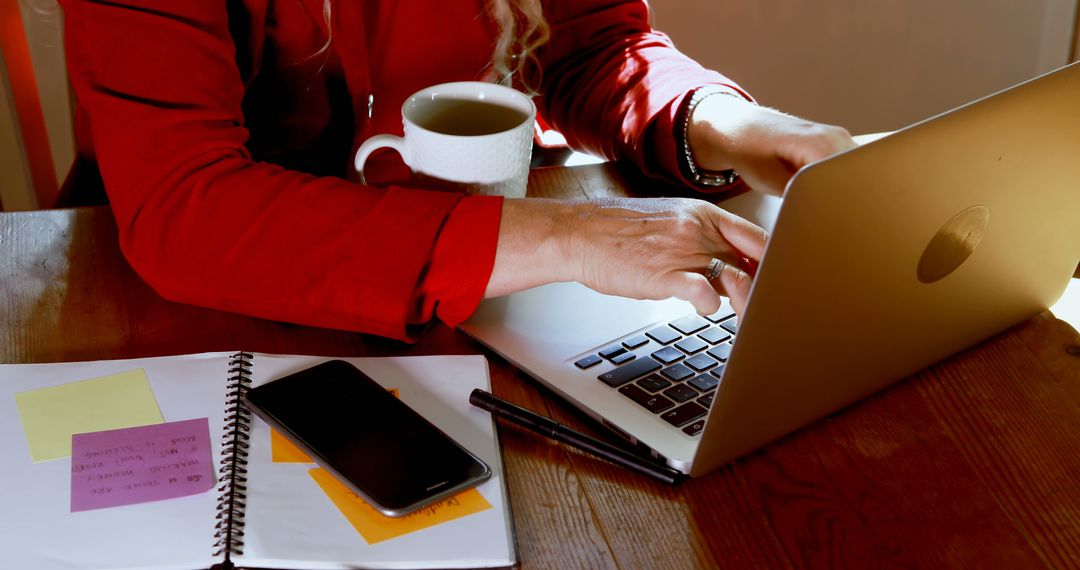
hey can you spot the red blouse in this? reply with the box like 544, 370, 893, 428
59, 0, 745, 340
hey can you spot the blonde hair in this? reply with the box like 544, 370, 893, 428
320, 0, 549, 93
486, 0, 550, 93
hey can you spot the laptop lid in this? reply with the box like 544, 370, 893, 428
689, 61, 1080, 475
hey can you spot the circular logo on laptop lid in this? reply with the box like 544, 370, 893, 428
917, 205, 990, 284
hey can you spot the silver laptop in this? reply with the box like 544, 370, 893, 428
461, 62, 1080, 477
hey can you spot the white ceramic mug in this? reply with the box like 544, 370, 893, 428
354, 81, 536, 198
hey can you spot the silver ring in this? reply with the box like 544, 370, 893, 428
705, 258, 725, 281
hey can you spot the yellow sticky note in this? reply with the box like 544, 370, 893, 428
272, 387, 399, 463
15, 369, 164, 462
309, 467, 492, 544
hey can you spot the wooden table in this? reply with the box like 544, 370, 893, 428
3, 163, 1080, 569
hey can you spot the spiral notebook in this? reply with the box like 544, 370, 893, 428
0, 352, 515, 570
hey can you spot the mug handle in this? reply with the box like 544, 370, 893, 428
354, 134, 408, 185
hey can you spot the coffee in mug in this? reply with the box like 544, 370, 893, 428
354, 82, 536, 198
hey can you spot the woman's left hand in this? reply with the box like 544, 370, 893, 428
687, 93, 857, 196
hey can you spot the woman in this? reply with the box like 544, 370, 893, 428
58, 0, 854, 340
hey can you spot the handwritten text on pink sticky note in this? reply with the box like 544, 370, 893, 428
70, 418, 215, 512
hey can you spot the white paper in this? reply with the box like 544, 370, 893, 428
0, 352, 513, 570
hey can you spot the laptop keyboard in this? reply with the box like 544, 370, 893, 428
572, 301, 739, 437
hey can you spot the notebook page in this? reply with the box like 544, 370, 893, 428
0, 352, 234, 570
238, 354, 514, 570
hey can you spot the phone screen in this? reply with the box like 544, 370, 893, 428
244, 360, 490, 516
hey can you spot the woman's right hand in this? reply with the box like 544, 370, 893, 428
485, 197, 768, 315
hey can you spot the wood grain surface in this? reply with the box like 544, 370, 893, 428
2, 163, 1079, 569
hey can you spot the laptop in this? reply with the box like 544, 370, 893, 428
460, 62, 1080, 477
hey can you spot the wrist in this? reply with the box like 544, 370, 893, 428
686, 88, 754, 174
485, 198, 576, 297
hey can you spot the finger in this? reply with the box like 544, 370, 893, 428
716, 262, 752, 315
663, 272, 722, 316
709, 208, 770, 262
742, 256, 760, 278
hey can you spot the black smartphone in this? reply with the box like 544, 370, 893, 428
243, 359, 491, 517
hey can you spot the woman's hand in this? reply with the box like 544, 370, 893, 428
482, 97, 846, 314
688, 93, 857, 196
485, 197, 768, 315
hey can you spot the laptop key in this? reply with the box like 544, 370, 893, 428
670, 314, 710, 335
636, 374, 672, 393
646, 326, 682, 345
598, 345, 627, 360
618, 384, 675, 414
574, 354, 602, 369
675, 336, 709, 355
697, 326, 731, 345
706, 302, 736, 323
661, 402, 708, 427
706, 344, 732, 362
710, 363, 727, 378
663, 383, 699, 403
697, 393, 715, 409
622, 334, 650, 349
688, 374, 719, 392
597, 358, 661, 387
651, 346, 684, 365
609, 351, 636, 365
719, 316, 739, 335
682, 419, 706, 436
684, 354, 718, 372
660, 363, 695, 382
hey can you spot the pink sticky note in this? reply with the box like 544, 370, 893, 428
70, 418, 215, 512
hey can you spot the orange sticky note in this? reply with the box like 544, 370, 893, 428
271, 388, 399, 463
270, 428, 313, 463
308, 467, 492, 544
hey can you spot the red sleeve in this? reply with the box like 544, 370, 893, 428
59, 0, 500, 340
535, 0, 752, 186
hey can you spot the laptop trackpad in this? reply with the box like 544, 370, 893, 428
463, 282, 692, 359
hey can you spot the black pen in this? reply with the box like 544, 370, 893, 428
469, 389, 686, 485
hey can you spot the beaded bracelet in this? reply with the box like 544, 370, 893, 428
679, 86, 744, 188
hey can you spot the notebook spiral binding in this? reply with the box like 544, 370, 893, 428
212, 351, 254, 564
